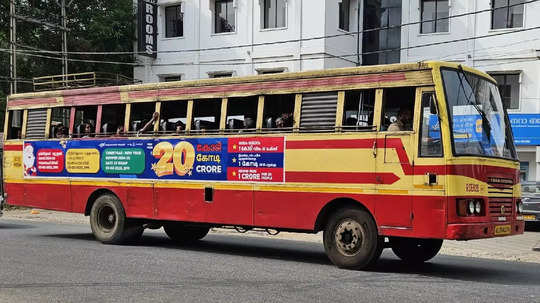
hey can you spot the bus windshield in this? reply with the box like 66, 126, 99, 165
441, 68, 517, 160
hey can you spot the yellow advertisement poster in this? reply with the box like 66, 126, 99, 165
66, 149, 100, 173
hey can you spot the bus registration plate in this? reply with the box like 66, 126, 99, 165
494, 225, 511, 236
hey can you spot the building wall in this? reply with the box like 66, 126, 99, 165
134, 0, 361, 82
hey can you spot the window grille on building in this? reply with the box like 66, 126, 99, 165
491, 0, 524, 29
215, 0, 235, 33
490, 73, 520, 110
165, 4, 184, 38
339, 0, 351, 31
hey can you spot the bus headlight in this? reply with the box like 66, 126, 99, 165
517, 200, 523, 214
474, 201, 482, 214
468, 200, 475, 215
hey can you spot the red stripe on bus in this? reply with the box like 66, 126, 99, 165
3, 144, 22, 151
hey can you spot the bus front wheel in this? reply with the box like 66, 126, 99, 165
391, 237, 443, 263
164, 222, 210, 243
89, 194, 144, 244
323, 208, 383, 269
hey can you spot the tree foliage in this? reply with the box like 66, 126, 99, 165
0, 0, 136, 130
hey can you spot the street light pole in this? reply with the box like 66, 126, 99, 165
61, 0, 68, 77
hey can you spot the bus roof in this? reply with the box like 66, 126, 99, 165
5, 61, 493, 109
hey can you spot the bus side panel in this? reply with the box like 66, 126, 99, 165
24, 183, 71, 211
4, 182, 24, 206
253, 191, 377, 230
155, 186, 253, 225
70, 184, 127, 215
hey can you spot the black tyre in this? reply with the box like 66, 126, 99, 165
391, 237, 443, 263
89, 194, 144, 244
164, 222, 210, 243
323, 208, 382, 269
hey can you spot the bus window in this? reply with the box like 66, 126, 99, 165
263, 94, 295, 130
101, 104, 125, 136
129, 102, 155, 134
73, 106, 97, 138
7, 110, 23, 140
343, 90, 375, 130
160, 101, 188, 134
380, 87, 416, 132
226, 96, 258, 132
50, 107, 70, 139
192, 99, 221, 132
419, 92, 443, 157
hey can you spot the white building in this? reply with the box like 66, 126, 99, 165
134, 0, 540, 181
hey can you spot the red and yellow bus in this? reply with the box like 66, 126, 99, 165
2, 62, 524, 269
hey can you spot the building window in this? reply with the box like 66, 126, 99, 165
262, 0, 286, 29
362, 0, 401, 65
215, 0, 235, 33
257, 68, 286, 74
492, 0, 524, 29
490, 73, 520, 110
162, 75, 182, 82
165, 4, 183, 38
339, 0, 351, 31
421, 0, 449, 33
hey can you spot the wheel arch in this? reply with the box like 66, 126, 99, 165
84, 188, 121, 216
314, 197, 377, 233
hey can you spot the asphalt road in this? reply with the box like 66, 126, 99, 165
0, 219, 539, 303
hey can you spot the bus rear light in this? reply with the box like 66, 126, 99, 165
457, 199, 484, 217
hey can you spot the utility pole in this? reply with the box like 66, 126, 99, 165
9, 0, 17, 94
60, 0, 68, 77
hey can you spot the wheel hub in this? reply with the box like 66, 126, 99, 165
97, 205, 116, 231
335, 219, 363, 256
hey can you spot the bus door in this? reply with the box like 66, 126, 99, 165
375, 87, 416, 228
412, 87, 446, 236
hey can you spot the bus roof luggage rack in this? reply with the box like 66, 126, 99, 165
33, 72, 141, 92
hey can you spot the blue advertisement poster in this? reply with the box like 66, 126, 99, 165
509, 114, 540, 146
23, 137, 285, 182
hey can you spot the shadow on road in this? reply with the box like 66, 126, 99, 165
0, 222, 36, 229
525, 222, 540, 232
39, 231, 540, 286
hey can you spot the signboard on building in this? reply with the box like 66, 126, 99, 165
509, 114, 540, 146
137, 0, 157, 58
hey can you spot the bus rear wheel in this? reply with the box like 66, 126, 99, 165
391, 237, 443, 263
164, 222, 210, 243
89, 194, 144, 244
323, 208, 382, 269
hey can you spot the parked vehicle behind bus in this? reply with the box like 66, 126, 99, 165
2, 62, 524, 269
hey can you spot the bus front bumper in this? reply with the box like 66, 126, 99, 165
446, 221, 524, 240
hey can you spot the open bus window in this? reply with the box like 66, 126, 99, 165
263, 94, 295, 131
192, 99, 221, 132
343, 90, 375, 130
380, 87, 416, 132
160, 101, 188, 134
74, 106, 97, 138
50, 107, 70, 139
101, 104, 126, 136
7, 110, 23, 140
226, 96, 258, 132
129, 102, 156, 134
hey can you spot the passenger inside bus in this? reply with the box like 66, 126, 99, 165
55, 125, 67, 139
275, 113, 293, 128
175, 121, 185, 134
388, 108, 413, 131
82, 123, 94, 138
137, 112, 159, 136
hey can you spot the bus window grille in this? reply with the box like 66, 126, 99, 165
300, 92, 338, 130
25, 109, 47, 139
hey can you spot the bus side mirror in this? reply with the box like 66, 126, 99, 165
429, 95, 438, 115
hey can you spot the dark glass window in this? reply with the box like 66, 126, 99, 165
262, 0, 286, 29
50, 107, 71, 138
165, 5, 183, 38
215, 0, 235, 33
421, 0, 449, 33
7, 110, 23, 139
162, 75, 181, 82
419, 93, 443, 157
210, 72, 233, 78
362, 0, 401, 65
490, 73, 520, 110
339, 0, 351, 31
492, 0, 524, 29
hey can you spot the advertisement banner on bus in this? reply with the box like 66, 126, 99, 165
23, 137, 285, 182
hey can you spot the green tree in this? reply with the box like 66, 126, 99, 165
0, 0, 136, 130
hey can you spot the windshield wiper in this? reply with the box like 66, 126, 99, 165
457, 65, 492, 142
